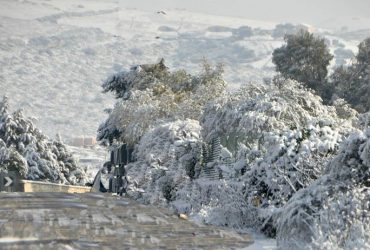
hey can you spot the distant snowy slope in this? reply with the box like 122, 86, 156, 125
0, 0, 61, 20
0, 0, 362, 141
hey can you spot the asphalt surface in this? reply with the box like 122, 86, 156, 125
0, 192, 252, 249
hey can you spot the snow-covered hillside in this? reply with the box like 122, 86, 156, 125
0, 0, 362, 141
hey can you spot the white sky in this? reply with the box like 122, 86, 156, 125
119, 0, 370, 30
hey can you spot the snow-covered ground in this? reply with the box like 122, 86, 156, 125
1, 0, 368, 248
244, 233, 276, 250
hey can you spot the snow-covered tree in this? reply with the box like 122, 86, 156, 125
232, 26, 253, 39
200, 77, 357, 233
357, 37, 370, 66
0, 138, 28, 176
98, 60, 226, 145
276, 128, 370, 249
0, 96, 87, 184
272, 30, 333, 101
102, 58, 170, 100
331, 37, 370, 113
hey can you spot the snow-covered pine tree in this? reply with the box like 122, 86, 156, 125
0, 96, 87, 185
0, 138, 28, 176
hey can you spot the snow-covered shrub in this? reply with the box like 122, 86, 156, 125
201, 77, 357, 232
0, 96, 87, 185
178, 179, 258, 229
276, 129, 370, 249
124, 119, 259, 228
125, 119, 203, 204
98, 60, 226, 145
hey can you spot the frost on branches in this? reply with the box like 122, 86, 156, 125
276, 128, 370, 250
98, 59, 226, 146
196, 77, 357, 235
125, 119, 203, 204
124, 119, 255, 228
202, 77, 356, 207
0, 96, 87, 185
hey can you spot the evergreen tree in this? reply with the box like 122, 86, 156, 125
0, 96, 87, 184
0, 138, 28, 176
331, 38, 370, 112
357, 37, 370, 65
272, 30, 333, 101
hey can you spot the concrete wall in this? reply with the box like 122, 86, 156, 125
17, 180, 91, 193
71, 136, 97, 147
84, 137, 97, 146
72, 137, 85, 147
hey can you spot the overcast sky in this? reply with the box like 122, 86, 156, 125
119, 0, 370, 30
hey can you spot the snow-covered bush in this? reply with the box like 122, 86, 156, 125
201, 77, 357, 233
124, 119, 258, 229
0, 96, 87, 185
125, 119, 203, 204
177, 179, 258, 229
276, 128, 370, 249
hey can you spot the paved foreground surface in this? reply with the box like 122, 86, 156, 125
0, 192, 252, 249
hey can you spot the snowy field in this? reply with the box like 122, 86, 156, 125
1, 1, 368, 249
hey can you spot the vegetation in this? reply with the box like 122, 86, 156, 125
97, 33, 370, 248
331, 38, 370, 112
0, 96, 87, 184
98, 59, 226, 146
272, 30, 333, 102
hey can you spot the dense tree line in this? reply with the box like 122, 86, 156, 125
98, 55, 369, 248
